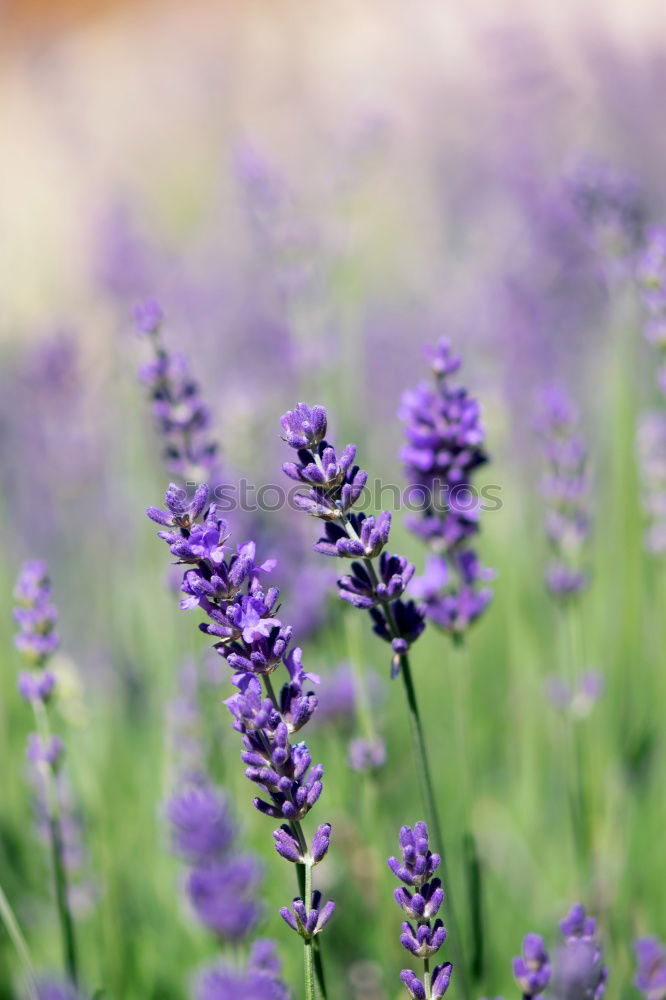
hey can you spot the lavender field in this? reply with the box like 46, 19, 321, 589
1, 2, 666, 999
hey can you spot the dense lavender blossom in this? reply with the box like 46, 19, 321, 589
567, 157, 647, 277
13, 561, 59, 665
637, 227, 666, 395
135, 301, 221, 484
513, 934, 551, 999
545, 672, 605, 717
550, 904, 607, 1000
388, 822, 452, 1000
196, 940, 289, 1000
167, 780, 263, 942
634, 937, 666, 1000
280, 403, 425, 675
147, 484, 334, 968
536, 385, 591, 599
400, 338, 493, 636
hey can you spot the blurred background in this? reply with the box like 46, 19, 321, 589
2, 1, 666, 998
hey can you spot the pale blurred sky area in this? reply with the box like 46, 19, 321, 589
2, 0, 666, 333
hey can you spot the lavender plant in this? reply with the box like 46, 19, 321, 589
167, 782, 263, 943
634, 936, 666, 1000
12, 562, 79, 988
513, 934, 551, 1000
388, 822, 452, 1000
278, 402, 468, 992
195, 939, 289, 999
513, 904, 607, 1000
535, 385, 591, 600
399, 337, 494, 637
146, 484, 333, 1000
135, 300, 221, 485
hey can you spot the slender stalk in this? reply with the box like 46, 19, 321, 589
0, 881, 39, 1000
33, 702, 79, 986
334, 516, 469, 999
423, 955, 432, 999
303, 861, 316, 1000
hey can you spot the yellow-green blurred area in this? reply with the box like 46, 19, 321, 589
2, 2, 666, 1000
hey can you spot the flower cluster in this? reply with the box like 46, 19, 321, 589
280, 402, 425, 675
388, 822, 452, 1000
196, 939, 289, 1000
566, 157, 647, 274
551, 903, 608, 1000
637, 227, 666, 384
636, 413, 666, 555
536, 385, 591, 599
147, 483, 334, 941
13, 559, 59, 666
167, 781, 263, 942
134, 299, 221, 484
634, 936, 666, 1000
400, 339, 494, 636
513, 933, 551, 1000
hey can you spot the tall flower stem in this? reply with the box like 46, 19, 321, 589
0, 882, 39, 1000
303, 860, 316, 1000
423, 956, 432, 999
33, 702, 78, 986
329, 514, 469, 998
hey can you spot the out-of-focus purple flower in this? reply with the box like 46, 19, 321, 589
513, 934, 551, 998
195, 939, 289, 1000
400, 338, 494, 637
313, 662, 384, 729
167, 783, 236, 863
187, 857, 263, 942
551, 904, 608, 1000
27, 733, 65, 769
634, 937, 666, 1000
545, 671, 604, 717
13, 561, 59, 665
18, 670, 57, 704
536, 385, 591, 599
567, 157, 647, 276
389, 822, 451, 1000
637, 412, 666, 553
137, 306, 222, 484
35, 980, 88, 1000
348, 737, 386, 773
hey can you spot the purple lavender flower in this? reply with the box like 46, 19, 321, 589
280, 402, 425, 674
13, 561, 59, 665
135, 302, 222, 484
545, 671, 604, 717
566, 157, 647, 276
513, 934, 551, 999
280, 891, 336, 938
634, 937, 666, 1000
637, 227, 666, 369
167, 783, 236, 863
196, 939, 289, 1000
400, 338, 494, 638
637, 412, 666, 553
551, 904, 608, 1000
35, 980, 88, 1000
536, 385, 591, 599
147, 486, 334, 978
389, 822, 452, 1000
348, 737, 386, 773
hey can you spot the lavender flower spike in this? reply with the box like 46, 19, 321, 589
400, 337, 494, 637
13, 562, 79, 987
513, 934, 551, 999
146, 487, 333, 1000
551, 903, 608, 1000
634, 937, 666, 1000
389, 822, 452, 1000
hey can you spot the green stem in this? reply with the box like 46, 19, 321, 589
423, 955, 432, 999
33, 703, 79, 986
303, 862, 315, 1000
0, 881, 39, 999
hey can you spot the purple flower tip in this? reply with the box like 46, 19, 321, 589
133, 297, 164, 334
